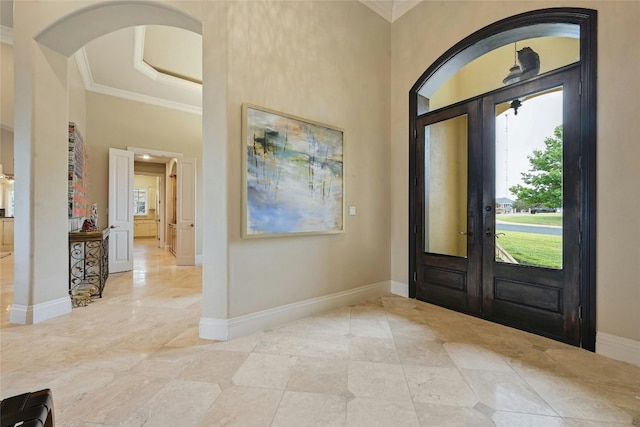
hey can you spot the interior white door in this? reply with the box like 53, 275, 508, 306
108, 148, 134, 272
176, 157, 196, 266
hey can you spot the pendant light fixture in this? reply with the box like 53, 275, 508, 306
502, 42, 522, 85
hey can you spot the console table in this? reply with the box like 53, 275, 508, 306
69, 228, 109, 300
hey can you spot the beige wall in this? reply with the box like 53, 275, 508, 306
68, 55, 86, 134
225, 1, 391, 316
1, 128, 13, 175
11, 0, 639, 347
391, 1, 640, 343
1, 42, 13, 129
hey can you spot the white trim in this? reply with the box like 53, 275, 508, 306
392, 1, 422, 22
195, 254, 202, 265
200, 281, 391, 341
390, 280, 409, 298
88, 82, 201, 115
73, 47, 94, 89
133, 26, 202, 92
199, 317, 230, 341
128, 147, 183, 159
9, 296, 72, 325
0, 25, 13, 45
73, 45, 201, 115
596, 332, 640, 367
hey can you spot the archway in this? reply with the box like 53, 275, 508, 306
11, 1, 228, 331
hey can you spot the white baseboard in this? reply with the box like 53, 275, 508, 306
10, 296, 72, 325
200, 280, 392, 341
195, 254, 202, 265
390, 280, 409, 298
596, 332, 640, 367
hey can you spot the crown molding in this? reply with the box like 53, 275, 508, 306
87, 81, 202, 115
0, 25, 13, 45
74, 47, 94, 89
359, 0, 393, 22
392, 1, 422, 22
74, 45, 201, 115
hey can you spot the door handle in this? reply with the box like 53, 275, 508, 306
458, 231, 473, 236
110, 225, 119, 229
486, 230, 506, 238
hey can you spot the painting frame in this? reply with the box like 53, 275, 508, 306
242, 103, 345, 238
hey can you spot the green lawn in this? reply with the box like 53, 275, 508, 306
497, 231, 562, 269
497, 213, 563, 227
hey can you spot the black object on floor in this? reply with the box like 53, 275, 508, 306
1, 388, 54, 427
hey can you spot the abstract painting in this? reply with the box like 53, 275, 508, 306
242, 104, 344, 237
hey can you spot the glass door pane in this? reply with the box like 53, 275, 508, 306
494, 87, 563, 269
424, 115, 468, 257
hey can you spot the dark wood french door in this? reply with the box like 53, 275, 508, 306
414, 66, 583, 345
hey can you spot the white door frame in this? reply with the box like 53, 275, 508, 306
133, 171, 165, 247
126, 147, 195, 263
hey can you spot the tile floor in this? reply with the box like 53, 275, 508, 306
1, 239, 639, 426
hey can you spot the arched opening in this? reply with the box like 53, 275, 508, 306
409, 8, 597, 350
10, 1, 227, 329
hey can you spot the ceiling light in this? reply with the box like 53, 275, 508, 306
142, 154, 151, 160
502, 42, 522, 85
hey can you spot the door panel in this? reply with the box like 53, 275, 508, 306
108, 148, 134, 273
482, 68, 581, 344
176, 157, 196, 266
416, 102, 482, 316
415, 67, 582, 346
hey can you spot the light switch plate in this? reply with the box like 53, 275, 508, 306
349, 206, 357, 216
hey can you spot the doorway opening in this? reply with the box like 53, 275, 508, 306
409, 8, 597, 350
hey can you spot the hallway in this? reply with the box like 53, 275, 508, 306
1, 240, 639, 426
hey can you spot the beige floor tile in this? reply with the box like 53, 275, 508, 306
122, 379, 221, 426
232, 352, 298, 389
348, 336, 399, 363
350, 318, 392, 338
179, 349, 250, 386
413, 402, 493, 426
347, 360, 411, 401
403, 365, 478, 407
255, 332, 350, 359
346, 398, 419, 427
286, 356, 349, 395
444, 341, 514, 372
2, 241, 639, 426
200, 385, 282, 427
461, 369, 557, 415
271, 391, 346, 427
491, 411, 568, 426
523, 373, 635, 424
394, 337, 455, 367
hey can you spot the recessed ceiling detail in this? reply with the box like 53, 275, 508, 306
132, 26, 202, 91
77, 26, 202, 115
142, 25, 202, 84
